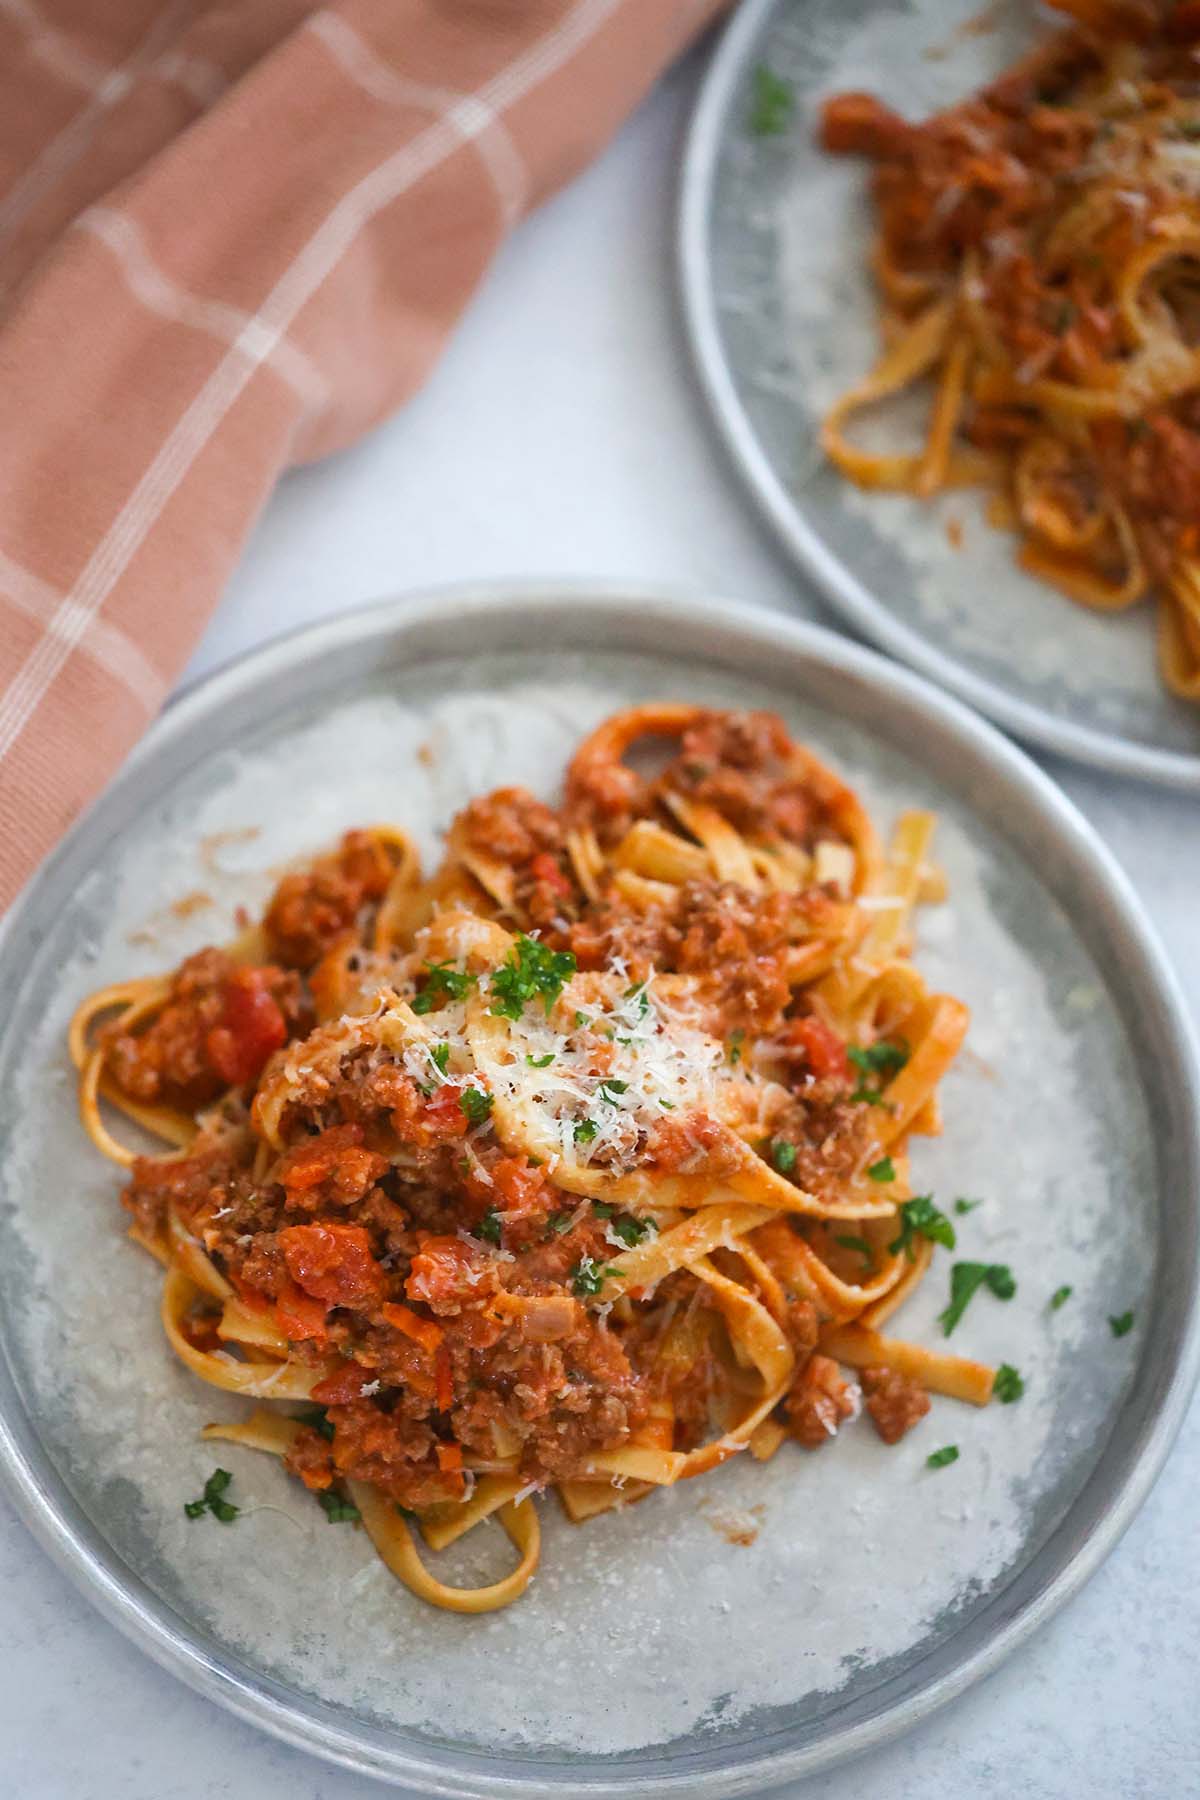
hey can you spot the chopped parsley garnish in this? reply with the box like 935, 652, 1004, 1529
548, 1211, 575, 1235
938, 1261, 1015, 1336
623, 982, 651, 1019
571, 1255, 621, 1298
430, 1042, 451, 1074
659, 1099, 676, 1110
490, 935, 576, 1020
867, 1156, 895, 1184
185, 1467, 239, 1523
412, 960, 476, 1014
749, 62, 794, 136
458, 1085, 494, 1125
889, 1196, 955, 1260
592, 1202, 616, 1219
609, 1215, 655, 1248
598, 1078, 629, 1104
993, 1363, 1025, 1404
848, 1040, 907, 1106
574, 1010, 589, 1029
574, 1118, 598, 1144
476, 1206, 502, 1245
728, 1028, 746, 1065
954, 1196, 983, 1215
525, 1052, 555, 1068
1109, 1310, 1135, 1338
1049, 1284, 1073, 1311
298, 1405, 335, 1443
317, 1490, 361, 1524
771, 1139, 798, 1174
926, 1445, 959, 1470
848, 1040, 909, 1077
834, 1234, 873, 1264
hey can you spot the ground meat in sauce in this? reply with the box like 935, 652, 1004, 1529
861, 1365, 931, 1445
566, 707, 850, 852
106, 949, 309, 1109
457, 788, 579, 930
122, 1039, 654, 1506
107, 704, 959, 1517
785, 1354, 860, 1449
264, 830, 396, 969
568, 878, 847, 1038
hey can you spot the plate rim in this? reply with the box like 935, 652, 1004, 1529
676, 0, 1200, 793
1, 577, 1198, 1796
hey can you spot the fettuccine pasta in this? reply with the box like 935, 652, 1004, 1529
820, 0, 1200, 700
73, 705, 992, 1614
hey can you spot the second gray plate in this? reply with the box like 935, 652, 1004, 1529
679, 0, 1200, 789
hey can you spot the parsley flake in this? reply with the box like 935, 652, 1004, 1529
610, 1215, 655, 1248
317, 1490, 361, 1524
185, 1467, 240, 1524
574, 1118, 598, 1144
571, 1255, 620, 1298
954, 1196, 983, 1215
749, 62, 794, 136
525, 1052, 555, 1069
598, 1078, 629, 1104
458, 1085, 494, 1126
848, 1040, 908, 1077
993, 1363, 1025, 1403
1049, 1284, 1072, 1311
834, 1234, 873, 1264
490, 936, 576, 1020
412, 960, 476, 1014
728, 1028, 746, 1065
476, 1206, 502, 1245
623, 982, 651, 1020
771, 1139, 797, 1174
1109, 1310, 1135, 1338
431, 1042, 451, 1075
927, 1445, 959, 1470
938, 1261, 1016, 1336
889, 1196, 955, 1260
867, 1156, 895, 1184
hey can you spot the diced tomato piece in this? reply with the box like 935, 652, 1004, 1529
382, 1302, 444, 1355
311, 1359, 370, 1405
788, 1015, 850, 1082
277, 1123, 365, 1191
279, 1222, 385, 1306
274, 1277, 330, 1342
435, 1441, 463, 1472
530, 851, 572, 898
492, 1156, 549, 1213
421, 1085, 471, 1138
205, 967, 287, 1087
407, 1235, 481, 1311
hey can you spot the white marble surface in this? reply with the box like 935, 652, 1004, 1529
3, 49, 1198, 1800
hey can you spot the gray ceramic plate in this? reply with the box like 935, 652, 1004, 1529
679, 0, 1200, 789
0, 583, 1197, 1797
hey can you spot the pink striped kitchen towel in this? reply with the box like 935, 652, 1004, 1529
0, 0, 727, 912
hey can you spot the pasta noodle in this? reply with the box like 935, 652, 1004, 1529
819, 0, 1200, 700
73, 706, 996, 1613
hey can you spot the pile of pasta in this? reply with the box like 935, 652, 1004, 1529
72, 704, 991, 1614
821, 0, 1200, 699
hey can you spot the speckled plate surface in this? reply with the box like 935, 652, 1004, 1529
679, 0, 1200, 789
0, 584, 1197, 1797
